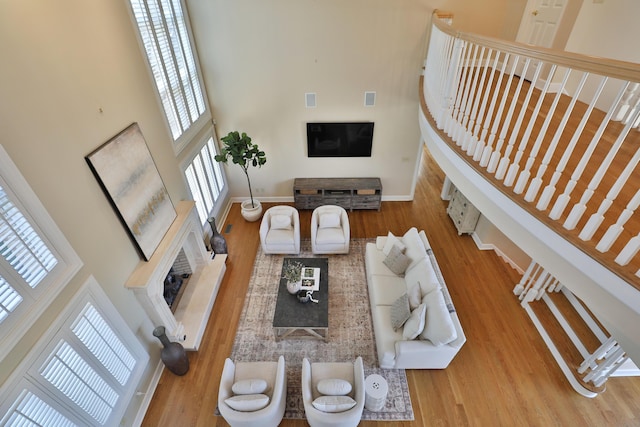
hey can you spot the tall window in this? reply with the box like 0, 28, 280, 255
129, 0, 227, 220
184, 132, 227, 224
0, 145, 82, 362
129, 0, 209, 152
0, 277, 148, 426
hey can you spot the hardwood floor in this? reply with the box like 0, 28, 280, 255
141, 146, 640, 426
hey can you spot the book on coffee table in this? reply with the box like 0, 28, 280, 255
300, 267, 320, 291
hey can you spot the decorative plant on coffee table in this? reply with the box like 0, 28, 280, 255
214, 131, 267, 222
282, 260, 304, 294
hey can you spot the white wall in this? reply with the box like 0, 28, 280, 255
474, 215, 531, 271
565, 0, 640, 63
186, 0, 427, 200
562, 1, 640, 112
186, 0, 516, 201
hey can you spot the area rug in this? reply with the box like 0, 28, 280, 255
229, 238, 414, 421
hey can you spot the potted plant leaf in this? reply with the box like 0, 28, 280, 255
215, 131, 267, 221
282, 260, 304, 294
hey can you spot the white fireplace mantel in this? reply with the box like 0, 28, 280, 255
125, 200, 226, 350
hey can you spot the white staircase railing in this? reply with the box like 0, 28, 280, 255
514, 260, 635, 396
422, 11, 640, 289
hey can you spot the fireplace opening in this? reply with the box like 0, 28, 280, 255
164, 248, 193, 313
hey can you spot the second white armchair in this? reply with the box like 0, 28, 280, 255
311, 205, 350, 254
301, 356, 365, 427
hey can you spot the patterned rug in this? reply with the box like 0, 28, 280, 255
229, 238, 414, 421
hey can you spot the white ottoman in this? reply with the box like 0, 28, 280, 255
364, 374, 388, 412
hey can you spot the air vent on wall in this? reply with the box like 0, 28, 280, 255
364, 91, 376, 107
305, 93, 317, 108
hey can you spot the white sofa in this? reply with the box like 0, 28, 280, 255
364, 227, 466, 369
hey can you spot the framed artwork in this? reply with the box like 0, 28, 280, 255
86, 123, 176, 261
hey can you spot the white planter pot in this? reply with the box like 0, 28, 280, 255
241, 199, 263, 222
287, 280, 302, 294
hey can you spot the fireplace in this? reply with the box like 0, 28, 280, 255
125, 201, 227, 350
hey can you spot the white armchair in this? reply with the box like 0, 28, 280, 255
218, 355, 287, 427
301, 357, 365, 427
311, 205, 350, 254
260, 205, 300, 254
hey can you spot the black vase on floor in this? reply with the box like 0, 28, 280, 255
208, 217, 228, 254
153, 326, 189, 376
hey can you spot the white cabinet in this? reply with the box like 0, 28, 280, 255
447, 186, 480, 235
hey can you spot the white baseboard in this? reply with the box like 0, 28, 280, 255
471, 232, 525, 274
611, 358, 640, 377
132, 361, 165, 427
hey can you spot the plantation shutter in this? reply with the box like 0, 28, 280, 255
185, 136, 226, 224
3, 390, 78, 427
0, 184, 58, 287
0, 279, 146, 427
0, 276, 22, 323
0, 183, 58, 326
35, 303, 137, 426
129, 0, 206, 141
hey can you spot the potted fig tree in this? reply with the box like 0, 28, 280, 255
215, 131, 267, 222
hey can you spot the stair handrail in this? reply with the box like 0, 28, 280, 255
422, 11, 640, 290
431, 11, 640, 82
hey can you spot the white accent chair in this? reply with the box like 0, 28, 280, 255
260, 205, 300, 254
218, 355, 287, 427
301, 357, 365, 427
310, 205, 350, 254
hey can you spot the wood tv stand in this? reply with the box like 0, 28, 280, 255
293, 177, 382, 211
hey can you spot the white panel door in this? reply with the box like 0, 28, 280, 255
517, 0, 567, 48
514, 0, 568, 81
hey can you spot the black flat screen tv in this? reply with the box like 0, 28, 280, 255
307, 122, 374, 157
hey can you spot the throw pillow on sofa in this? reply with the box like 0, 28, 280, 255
402, 302, 427, 340
402, 227, 427, 269
407, 282, 422, 310
382, 232, 407, 256
383, 244, 411, 275
420, 289, 458, 346
404, 258, 440, 297
390, 293, 411, 331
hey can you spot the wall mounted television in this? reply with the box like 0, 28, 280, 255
307, 122, 374, 157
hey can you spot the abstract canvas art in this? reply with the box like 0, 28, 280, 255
86, 123, 176, 261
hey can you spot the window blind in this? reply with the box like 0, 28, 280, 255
0, 279, 147, 427
0, 276, 22, 323
0, 185, 58, 289
185, 136, 225, 224
0, 183, 59, 327
37, 303, 137, 426
71, 304, 137, 386
3, 391, 77, 427
130, 0, 206, 141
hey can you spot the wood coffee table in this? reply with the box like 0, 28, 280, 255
273, 257, 329, 341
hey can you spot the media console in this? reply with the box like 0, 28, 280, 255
293, 177, 382, 211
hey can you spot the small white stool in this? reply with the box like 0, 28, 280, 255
364, 374, 388, 412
